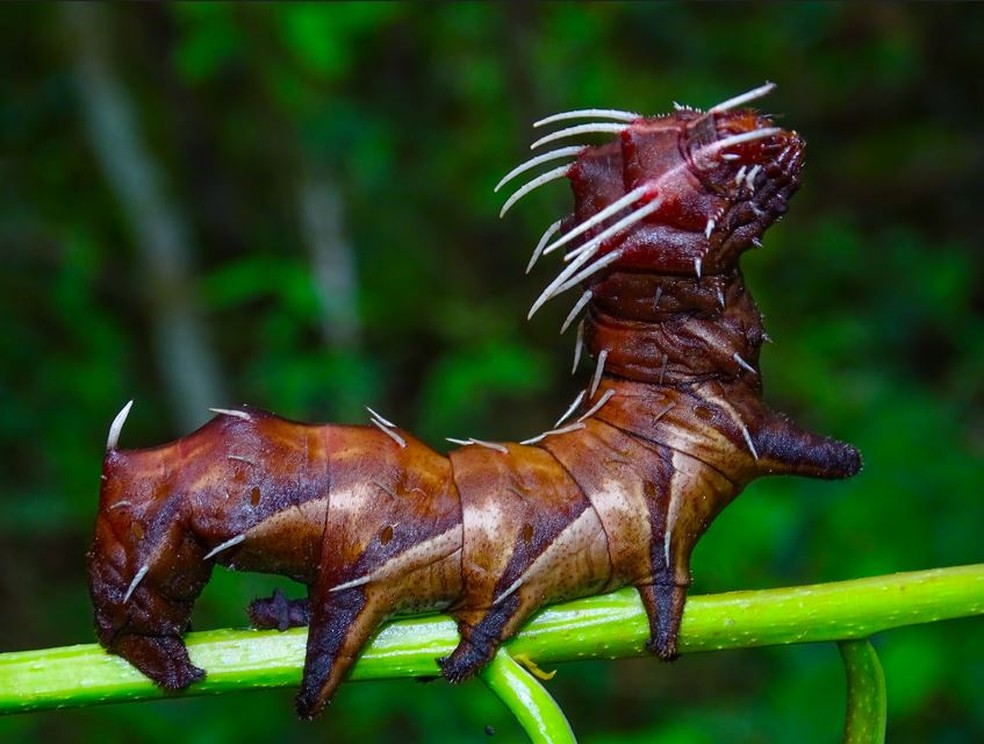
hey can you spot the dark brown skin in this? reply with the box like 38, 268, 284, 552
88, 87, 861, 719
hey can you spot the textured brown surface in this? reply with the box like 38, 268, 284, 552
88, 94, 860, 718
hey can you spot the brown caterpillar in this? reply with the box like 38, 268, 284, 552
88, 83, 861, 719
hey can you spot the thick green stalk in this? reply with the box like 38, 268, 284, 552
0, 564, 980, 715
480, 650, 576, 744
839, 639, 887, 744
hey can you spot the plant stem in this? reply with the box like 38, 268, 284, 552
0, 564, 980, 715
839, 639, 887, 744
480, 649, 576, 744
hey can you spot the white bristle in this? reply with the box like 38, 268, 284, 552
745, 164, 762, 189
372, 419, 407, 448
106, 400, 134, 452
709, 82, 776, 114
577, 388, 615, 423
561, 290, 593, 334
740, 423, 760, 461
470, 438, 508, 454
495, 146, 584, 193
572, 321, 584, 374
534, 108, 639, 128
527, 219, 564, 274
500, 164, 571, 218
545, 422, 586, 437
529, 197, 663, 319
563, 196, 663, 264
702, 128, 782, 163
122, 564, 149, 604
366, 406, 395, 428
204, 534, 246, 561
330, 575, 372, 593
733, 352, 757, 375
589, 349, 608, 398
529, 122, 628, 151
554, 390, 586, 428
210, 407, 252, 422
555, 248, 626, 298
542, 184, 651, 258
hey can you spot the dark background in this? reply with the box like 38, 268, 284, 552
1, 4, 981, 742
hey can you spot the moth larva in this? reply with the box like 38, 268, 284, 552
88, 83, 861, 718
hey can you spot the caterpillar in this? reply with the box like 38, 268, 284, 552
88, 82, 861, 719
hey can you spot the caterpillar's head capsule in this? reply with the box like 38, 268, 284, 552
565, 84, 804, 278
504, 84, 804, 318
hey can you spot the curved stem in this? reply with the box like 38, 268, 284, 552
0, 564, 980, 715
480, 649, 576, 744
839, 639, 887, 744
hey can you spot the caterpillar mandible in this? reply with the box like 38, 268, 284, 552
88, 83, 861, 719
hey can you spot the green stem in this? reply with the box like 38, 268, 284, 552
0, 564, 980, 715
839, 639, 887, 744
480, 649, 576, 744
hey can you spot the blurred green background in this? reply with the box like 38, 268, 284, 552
1, 3, 981, 742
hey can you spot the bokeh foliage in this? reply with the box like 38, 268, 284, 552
0, 3, 981, 742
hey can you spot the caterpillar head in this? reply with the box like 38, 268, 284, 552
569, 103, 803, 276
499, 83, 803, 317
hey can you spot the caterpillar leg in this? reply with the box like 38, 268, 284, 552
248, 587, 311, 631
439, 594, 522, 683
636, 575, 689, 660
296, 559, 462, 717
295, 584, 384, 720
444, 442, 610, 683
292, 426, 463, 717
111, 634, 205, 690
